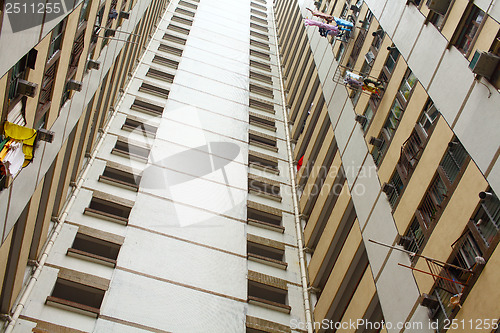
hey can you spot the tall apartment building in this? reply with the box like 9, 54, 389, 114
1, 0, 310, 332
274, 0, 500, 332
0, 0, 499, 332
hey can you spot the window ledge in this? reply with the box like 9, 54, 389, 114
111, 148, 149, 163
249, 189, 282, 202
67, 248, 116, 267
248, 253, 287, 270
248, 296, 291, 313
46, 296, 100, 317
84, 208, 128, 225
250, 141, 278, 152
249, 162, 279, 175
121, 124, 156, 138
98, 175, 139, 192
250, 121, 277, 132
248, 218, 284, 233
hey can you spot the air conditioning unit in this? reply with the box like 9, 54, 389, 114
68, 80, 83, 92
104, 29, 116, 37
369, 136, 383, 147
420, 293, 439, 309
119, 11, 130, 20
382, 182, 395, 195
365, 51, 375, 65
428, 0, 451, 15
87, 59, 101, 70
37, 128, 55, 143
16, 79, 38, 98
355, 114, 367, 126
469, 50, 500, 79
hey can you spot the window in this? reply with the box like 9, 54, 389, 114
99, 164, 141, 190
417, 100, 439, 137
60, 74, 75, 107
152, 55, 179, 69
171, 15, 193, 26
249, 84, 274, 98
146, 68, 175, 83
112, 139, 151, 161
36, 61, 58, 126
454, 4, 485, 56
399, 70, 418, 103
163, 33, 187, 45
384, 46, 400, 75
84, 195, 132, 224
247, 236, 286, 269
68, 232, 121, 266
248, 272, 290, 313
249, 151, 279, 173
48, 20, 65, 61
158, 44, 183, 57
362, 103, 374, 132
167, 24, 190, 35
250, 60, 271, 72
247, 201, 283, 231
78, 0, 91, 23
249, 98, 274, 113
46, 269, 110, 317
361, 10, 373, 30
248, 176, 281, 200
250, 49, 271, 61
138, 82, 170, 99
249, 130, 277, 150
371, 26, 385, 52
336, 43, 345, 62
131, 98, 165, 115
386, 171, 404, 208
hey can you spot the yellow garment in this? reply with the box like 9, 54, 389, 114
3, 122, 37, 167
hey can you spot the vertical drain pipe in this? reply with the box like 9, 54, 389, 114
270, 3, 314, 333
2, 2, 172, 331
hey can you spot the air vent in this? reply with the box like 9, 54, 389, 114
250, 84, 274, 98
250, 22, 268, 32
250, 60, 272, 72
249, 98, 274, 113
179, 0, 198, 9
250, 30, 269, 41
175, 7, 195, 17
131, 98, 164, 115
250, 71, 273, 84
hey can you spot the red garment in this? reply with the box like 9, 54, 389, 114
297, 156, 304, 171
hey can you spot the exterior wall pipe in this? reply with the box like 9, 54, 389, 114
270, 3, 315, 333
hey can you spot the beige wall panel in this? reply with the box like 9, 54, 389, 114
296, 106, 329, 179
9, 180, 44, 306
314, 224, 363, 321
308, 184, 351, 284
0, 230, 14, 295
377, 83, 428, 184
338, 267, 376, 333
440, 0, 469, 42
393, 117, 453, 233
468, 17, 500, 61
299, 130, 336, 212
414, 162, 488, 293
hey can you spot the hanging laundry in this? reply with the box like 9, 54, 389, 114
306, 8, 334, 23
3, 121, 37, 167
344, 71, 364, 88
304, 19, 340, 37
332, 17, 354, 31
1, 140, 24, 176
297, 155, 304, 172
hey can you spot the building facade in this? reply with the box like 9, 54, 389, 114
0, 0, 499, 331
275, 0, 500, 331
